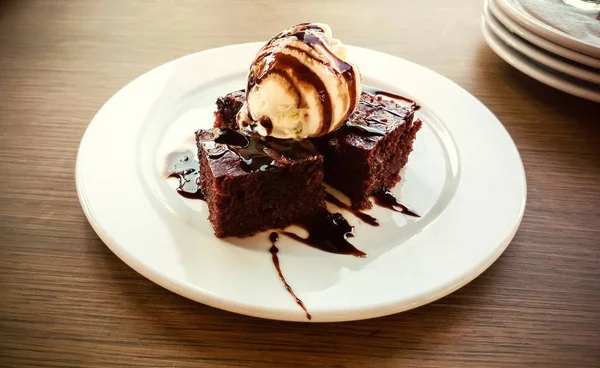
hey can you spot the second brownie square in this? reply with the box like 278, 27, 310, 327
311, 92, 421, 209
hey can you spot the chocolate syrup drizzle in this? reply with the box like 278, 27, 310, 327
360, 100, 410, 119
198, 128, 315, 172
343, 86, 420, 136
259, 117, 273, 135
346, 119, 386, 136
269, 232, 312, 320
165, 151, 204, 200
325, 193, 379, 226
372, 190, 420, 218
362, 85, 420, 111
282, 212, 366, 257
265, 52, 333, 134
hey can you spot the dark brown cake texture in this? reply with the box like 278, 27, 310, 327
213, 89, 422, 209
214, 90, 245, 130
312, 92, 422, 209
196, 128, 326, 238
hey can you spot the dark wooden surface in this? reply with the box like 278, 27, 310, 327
1, 0, 599, 367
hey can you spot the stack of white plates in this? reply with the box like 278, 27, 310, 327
482, 0, 600, 102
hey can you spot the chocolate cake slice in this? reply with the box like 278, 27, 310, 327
196, 128, 326, 238
212, 89, 422, 210
311, 92, 422, 209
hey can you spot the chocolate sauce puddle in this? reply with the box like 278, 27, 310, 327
372, 190, 420, 218
269, 232, 311, 320
282, 212, 366, 257
165, 151, 204, 200
325, 193, 379, 226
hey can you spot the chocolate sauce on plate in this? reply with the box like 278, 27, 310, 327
282, 212, 366, 257
325, 193, 379, 226
165, 151, 204, 200
269, 232, 311, 320
372, 190, 420, 218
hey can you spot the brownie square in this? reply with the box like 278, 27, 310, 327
214, 90, 245, 130
196, 128, 326, 238
311, 92, 421, 209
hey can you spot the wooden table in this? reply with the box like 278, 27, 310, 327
1, 0, 599, 366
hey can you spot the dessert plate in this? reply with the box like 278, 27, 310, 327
76, 42, 526, 322
494, 0, 600, 58
484, 3, 600, 85
488, 0, 600, 69
482, 19, 600, 103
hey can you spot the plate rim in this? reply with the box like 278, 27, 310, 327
76, 42, 527, 322
494, 0, 600, 58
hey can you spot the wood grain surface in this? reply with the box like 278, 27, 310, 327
1, 0, 599, 367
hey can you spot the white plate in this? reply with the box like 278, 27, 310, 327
485, 2, 600, 84
489, 0, 600, 69
494, 0, 600, 58
482, 20, 600, 103
76, 43, 526, 322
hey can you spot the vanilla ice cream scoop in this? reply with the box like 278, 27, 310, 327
237, 23, 362, 140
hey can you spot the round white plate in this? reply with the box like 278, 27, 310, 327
76, 42, 527, 322
482, 20, 600, 103
489, 0, 600, 69
485, 2, 600, 84
494, 0, 600, 58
